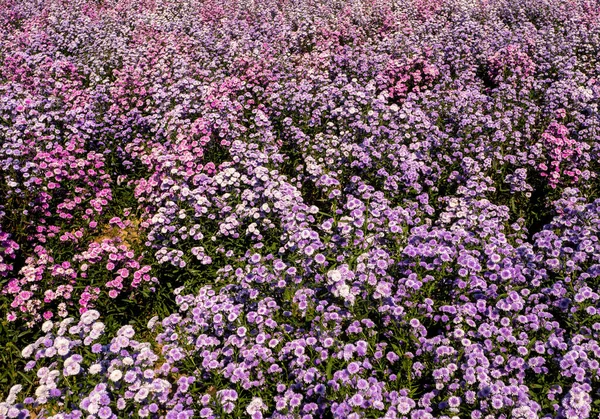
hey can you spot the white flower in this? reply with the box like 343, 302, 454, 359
63, 362, 81, 376
147, 316, 159, 330
134, 387, 150, 402
35, 385, 49, 402
54, 337, 70, 356
21, 344, 35, 358
9, 384, 22, 395
109, 369, 123, 382
118, 325, 135, 339
511, 406, 538, 419
42, 320, 54, 332
327, 269, 342, 284
5, 384, 23, 404
338, 283, 351, 298
47, 369, 60, 384
122, 356, 134, 366
80, 310, 100, 325
571, 392, 587, 409
59, 318, 74, 329
63, 355, 81, 376
91, 322, 105, 331
37, 367, 50, 379
68, 325, 82, 335
87, 403, 99, 414
246, 397, 267, 415
89, 329, 102, 340
89, 364, 102, 374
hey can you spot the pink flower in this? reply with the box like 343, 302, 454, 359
19, 291, 32, 300
44, 290, 56, 302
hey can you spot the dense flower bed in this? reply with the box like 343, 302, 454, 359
1, 0, 600, 417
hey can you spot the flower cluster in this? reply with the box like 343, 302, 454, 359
0, 222, 19, 278
0, 310, 191, 419
2, 0, 600, 417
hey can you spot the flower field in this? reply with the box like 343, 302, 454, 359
1, 0, 600, 417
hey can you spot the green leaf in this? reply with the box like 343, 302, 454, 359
326, 356, 335, 381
